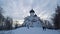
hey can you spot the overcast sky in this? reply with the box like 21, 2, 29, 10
0, 0, 60, 20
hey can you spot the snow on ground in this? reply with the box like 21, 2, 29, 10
0, 27, 60, 34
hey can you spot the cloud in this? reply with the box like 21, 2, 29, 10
0, 0, 59, 20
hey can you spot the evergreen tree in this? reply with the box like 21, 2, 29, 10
54, 5, 60, 29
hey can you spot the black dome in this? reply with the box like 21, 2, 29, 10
30, 9, 35, 13
34, 14, 37, 16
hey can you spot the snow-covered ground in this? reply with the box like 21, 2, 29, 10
0, 27, 60, 34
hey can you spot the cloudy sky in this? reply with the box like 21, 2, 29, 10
0, 0, 60, 20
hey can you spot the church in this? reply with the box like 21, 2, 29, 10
22, 9, 43, 28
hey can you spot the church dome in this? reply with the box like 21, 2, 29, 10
30, 9, 35, 13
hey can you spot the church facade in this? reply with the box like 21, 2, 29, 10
23, 9, 42, 28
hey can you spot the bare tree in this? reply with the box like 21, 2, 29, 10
0, 7, 4, 29
5, 17, 13, 29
